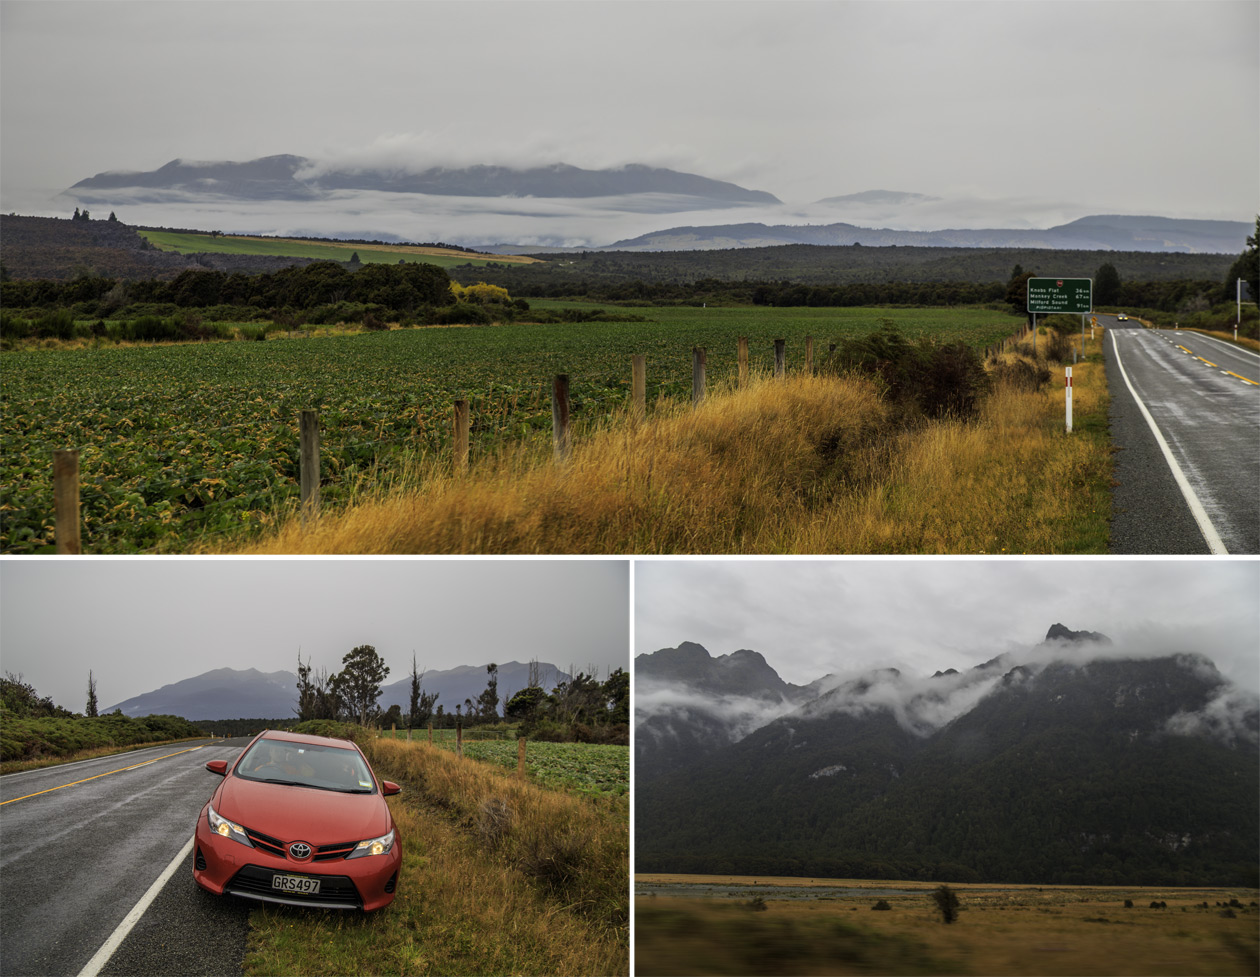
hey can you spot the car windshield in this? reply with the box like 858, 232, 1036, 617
234, 739, 377, 793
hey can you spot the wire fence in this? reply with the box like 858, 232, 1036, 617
11, 328, 1032, 554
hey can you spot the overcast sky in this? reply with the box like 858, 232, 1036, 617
0, 559, 629, 712
635, 559, 1260, 693
2, 0, 1256, 243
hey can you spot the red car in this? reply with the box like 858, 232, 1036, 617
193, 729, 402, 911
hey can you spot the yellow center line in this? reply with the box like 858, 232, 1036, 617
1222, 370, 1259, 386
1198, 358, 1217, 368
0, 746, 204, 806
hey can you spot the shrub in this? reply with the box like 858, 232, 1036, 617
931, 885, 961, 924
1, 312, 31, 339
872, 899, 892, 910
34, 308, 75, 340
991, 355, 1051, 393
1040, 328, 1074, 363
431, 301, 492, 326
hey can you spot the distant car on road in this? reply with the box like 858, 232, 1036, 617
1116, 314, 1129, 321
193, 729, 402, 910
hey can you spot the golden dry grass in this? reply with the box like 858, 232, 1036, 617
221, 337, 1111, 555
245, 737, 628, 977
634, 875, 1260, 977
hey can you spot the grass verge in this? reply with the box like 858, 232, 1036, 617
222, 331, 1110, 554
244, 736, 628, 976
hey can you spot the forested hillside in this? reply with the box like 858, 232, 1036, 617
636, 637, 1259, 887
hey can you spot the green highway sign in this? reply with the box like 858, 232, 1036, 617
1027, 277, 1092, 314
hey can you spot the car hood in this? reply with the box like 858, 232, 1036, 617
215, 776, 391, 843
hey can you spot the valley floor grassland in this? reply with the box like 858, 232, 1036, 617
226, 327, 1109, 554
244, 737, 628, 976
634, 875, 1260, 977
137, 229, 538, 268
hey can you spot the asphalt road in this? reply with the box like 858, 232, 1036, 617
0, 739, 252, 977
1103, 315, 1260, 554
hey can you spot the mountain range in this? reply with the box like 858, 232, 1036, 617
62, 156, 1249, 253
636, 629, 1259, 886
604, 214, 1251, 253
68, 155, 779, 211
105, 660, 569, 721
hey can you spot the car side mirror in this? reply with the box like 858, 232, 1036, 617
381, 781, 400, 796
205, 759, 229, 776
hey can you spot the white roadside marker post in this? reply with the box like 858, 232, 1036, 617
1065, 366, 1073, 433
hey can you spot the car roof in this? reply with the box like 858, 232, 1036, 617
257, 729, 359, 750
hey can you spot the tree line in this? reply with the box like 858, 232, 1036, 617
295, 646, 629, 741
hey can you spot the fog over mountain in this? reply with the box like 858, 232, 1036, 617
636, 626, 1260, 886
53, 156, 1250, 252
637, 626, 1260, 778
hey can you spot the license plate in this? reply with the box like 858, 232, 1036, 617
272, 874, 320, 895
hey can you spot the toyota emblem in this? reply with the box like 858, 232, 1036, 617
288, 842, 312, 860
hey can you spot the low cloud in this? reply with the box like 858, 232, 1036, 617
646, 629, 1255, 745
1165, 686, 1260, 747
635, 679, 798, 745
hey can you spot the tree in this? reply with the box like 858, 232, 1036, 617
1005, 271, 1036, 321
108, 211, 118, 222
86, 670, 98, 718
406, 654, 438, 729
477, 663, 499, 720
931, 884, 961, 924
1223, 216, 1259, 305
336, 644, 389, 725
505, 685, 547, 722
602, 668, 629, 724
1095, 262, 1122, 305
382, 703, 403, 728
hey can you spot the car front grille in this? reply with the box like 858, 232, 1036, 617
226, 865, 363, 909
244, 827, 286, 858
240, 824, 355, 861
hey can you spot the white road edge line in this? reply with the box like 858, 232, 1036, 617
77, 835, 194, 977
1110, 331, 1228, 554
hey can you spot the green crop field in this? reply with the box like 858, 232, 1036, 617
0, 305, 1017, 553
445, 740, 628, 797
137, 228, 530, 269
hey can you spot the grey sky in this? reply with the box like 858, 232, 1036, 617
635, 559, 1260, 693
2, 0, 1256, 244
0, 559, 629, 712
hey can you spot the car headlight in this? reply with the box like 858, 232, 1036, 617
347, 828, 395, 859
207, 804, 253, 848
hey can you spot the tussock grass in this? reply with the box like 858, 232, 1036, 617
636, 876, 1259, 977
244, 736, 627, 977
224, 335, 1111, 554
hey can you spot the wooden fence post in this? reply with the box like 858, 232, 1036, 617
517, 737, 527, 777
552, 374, 570, 460
428, 723, 433, 743
692, 346, 706, 406
774, 339, 786, 378
453, 398, 469, 472
456, 720, 463, 757
829, 342, 836, 354
631, 355, 645, 421
299, 409, 320, 522
53, 449, 81, 555
738, 336, 749, 389
804, 335, 814, 376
